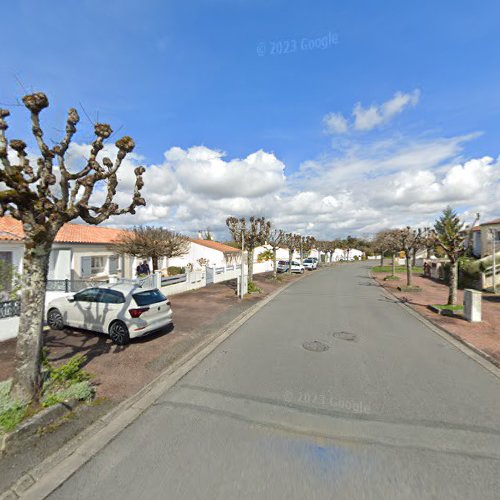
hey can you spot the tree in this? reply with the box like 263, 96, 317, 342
267, 229, 285, 279
226, 216, 271, 281
434, 207, 479, 305
0, 92, 145, 402
300, 236, 316, 264
393, 227, 424, 287
114, 226, 190, 273
315, 240, 330, 263
283, 233, 300, 274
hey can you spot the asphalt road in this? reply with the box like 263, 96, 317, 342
49, 263, 500, 499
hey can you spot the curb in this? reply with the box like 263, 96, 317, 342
1, 401, 78, 456
2, 272, 308, 500
370, 271, 500, 377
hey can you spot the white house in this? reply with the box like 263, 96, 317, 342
0, 216, 135, 285
167, 239, 242, 270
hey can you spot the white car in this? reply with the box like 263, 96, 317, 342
276, 260, 305, 274
46, 284, 173, 345
303, 258, 318, 270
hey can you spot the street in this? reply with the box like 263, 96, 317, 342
48, 263, 500, 499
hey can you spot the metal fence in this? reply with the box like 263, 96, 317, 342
161, 274, 187, 287
0, 300, 21, 319
46, 279, 109, 293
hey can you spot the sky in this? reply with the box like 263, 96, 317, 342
1, 0, 500, 240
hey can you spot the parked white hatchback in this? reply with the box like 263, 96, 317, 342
303, 258, 318, 270
46, 284, 173, 345
276, 260, 305, 274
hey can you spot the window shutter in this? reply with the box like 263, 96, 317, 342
109, 255, 119, 274
81, 256, 92, 277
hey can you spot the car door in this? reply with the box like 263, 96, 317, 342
70, 288, 101, 330
94, 289, 126, 333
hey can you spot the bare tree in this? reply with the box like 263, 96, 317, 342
226, 216, 271, 281
114, 226, 190, 273
0, 92, 145, 402
315, 240, 329, 264
300, 236, 316, 264
283, 233, 299, 274
267, 229, 285, 279
393, 227, 425, 287
434, 207, 479, 305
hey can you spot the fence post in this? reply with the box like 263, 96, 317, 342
153, 271, 162, 289
464, 289, 482, 322
65, 279, 69, 293
109, 276, 118, 285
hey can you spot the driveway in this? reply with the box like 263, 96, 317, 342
48, 263, 500, 499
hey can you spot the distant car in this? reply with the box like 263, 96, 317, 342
46, 284, 173, 345
303, 258, 318, 270
277, 260, 305, 274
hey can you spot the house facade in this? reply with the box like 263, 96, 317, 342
0, 216, 134, 284
468, 218, 500, 258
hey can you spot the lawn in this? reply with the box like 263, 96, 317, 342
372, 265, 423, 274
432, 304, 464, 311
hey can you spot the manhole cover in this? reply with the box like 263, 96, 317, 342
302, 340, 330, 352
331, 331, 357, 342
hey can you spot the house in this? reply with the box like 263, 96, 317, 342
478, 218, 500, 258
167, 239, 242, 270
0, 216, 134, 283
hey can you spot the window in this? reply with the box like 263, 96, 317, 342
133, 289, 166, 306
74, 288, 101, 302
98, 289, 125, 304
91, 256, 106, 274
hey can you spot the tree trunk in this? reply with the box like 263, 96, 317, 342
412, 248, 417, 267
152, 256, 159, 272
448, 260, 458, 305
392, 254, 396, 277
380, 252, 384, 267
288, 248, 292, 274
406, 255, 412, 286
11, 241, 52, 402
272, 248, 277, 279
248, 248, 254, 281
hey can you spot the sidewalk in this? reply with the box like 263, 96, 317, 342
373, 271, 500, 364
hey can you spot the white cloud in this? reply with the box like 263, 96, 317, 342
323, 112, 348, 134
324, 89, 420, 134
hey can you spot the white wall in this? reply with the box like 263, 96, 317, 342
168, 242, 241, 271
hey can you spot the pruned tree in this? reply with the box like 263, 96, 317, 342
300, 236, 316, 264
113, 226, 190, 273
434, 207, 479, 305
315, 240, 330, 263
393, 227, 425, 286
267, 228, 285, 279
226, 216, 271, 281
0, 92, 145, 402
283, 233, 299, 274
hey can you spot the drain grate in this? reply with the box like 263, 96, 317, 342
302, 340, 330, 352
331, 331, 357, 342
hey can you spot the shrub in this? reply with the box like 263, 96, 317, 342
167, 266, 185, 276
247, 281, 262, 294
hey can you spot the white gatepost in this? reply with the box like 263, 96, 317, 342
153, 271, 162, 289
463, 289, 482, 322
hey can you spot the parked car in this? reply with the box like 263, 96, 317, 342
303, 258, 318, 270
277, 260, 305, 274
46, 284, 173, 345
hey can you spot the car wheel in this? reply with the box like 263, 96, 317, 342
109, 321, 130, 345
47, 308, 64, 330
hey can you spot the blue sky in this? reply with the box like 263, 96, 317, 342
2, 0, 500, 237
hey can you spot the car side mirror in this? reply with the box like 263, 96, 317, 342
67, 296, 75, 303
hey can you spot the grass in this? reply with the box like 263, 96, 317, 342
432, 304, 464, 311
372, 265, 423, 274
247, 281, 262, 294
0, 380, 28, 434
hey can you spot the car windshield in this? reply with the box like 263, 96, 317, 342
278, 261, 287, 265
133, 289, 167, 306
304, 259, 312, 263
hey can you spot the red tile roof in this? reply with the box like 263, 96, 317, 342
481, 218, 500, 226
0, 216, 128, 244
190, 239, 240, 253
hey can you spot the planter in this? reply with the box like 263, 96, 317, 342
429, 305, 464, 317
